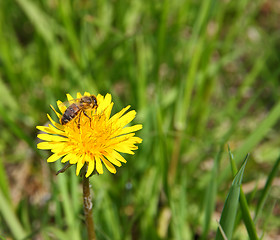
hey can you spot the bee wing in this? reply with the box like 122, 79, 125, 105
57, 97, 82, 113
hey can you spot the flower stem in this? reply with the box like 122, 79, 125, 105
82, 175, 96, 240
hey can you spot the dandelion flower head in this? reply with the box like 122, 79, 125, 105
37, 92, 142, 177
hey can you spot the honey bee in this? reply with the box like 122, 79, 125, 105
60, 95, 98, 128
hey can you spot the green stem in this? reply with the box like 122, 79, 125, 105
82, 175, 96, 240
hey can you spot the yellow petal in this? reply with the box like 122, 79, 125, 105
77, 92, 82, 98
117, 110, 136, 127
130, 136, 143, 144
83, 92, 91, 96
69, 155, 79, 164
104, 153, 122, 167
76, 155, 85, 176
95, 156, 103, 174
104, 102, 113, 119
127, 144, 138, 150
57, 100, 67, 114
104, 94, 112, 107
50, 105, 61, 119
51, 143, 68, 153
36, 125, 65, 135
47, 153, 64, 162
61, 153, 75, 163
48, 124, 67, 135
121, 135, 142, 145
97, 94, 111, 114
113, 124, 142, 137
109, 133, 135, 145
37, 134, 68, 142
114, 143, 135, 154
63, 144, 77, 153
96, 94, 104, 103
86, 159, 95, 177
109, 105, 130, 123
47, 114, 64, 130
111, 150, 127, 163
101, 156, 116, 174
36, 126, 56, 135
37, 141, 63, 150
66, 93, 74, 101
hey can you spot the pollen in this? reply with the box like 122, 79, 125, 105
37, 92, 142, 177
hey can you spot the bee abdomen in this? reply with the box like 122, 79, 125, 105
61, 104, 80, 125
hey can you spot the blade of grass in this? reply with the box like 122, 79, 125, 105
234, 100, 280, 165
136, 35, 148, 111
70, 169, 80, 220
228, 147, 259, 240
217, 221, 228, 240
0, 106, 38, 153
220, 100, 280, 182
191, 0, 215, 38
174, 38, 204, 130
15, 0, 55, 44
0, 157, 11, 202
15, 0, 85, 91
215, 155, 248, 240
0, 4, 19, 86
254, 154, 280, 222
226, 55, 266, 113
43, 226, 71, 240
0, 189, 27, 239
98, 194, 122, 240
200, 90, 259, 239
57, 0, 80, 65
170, 177, 191, 239
201, 147, 223, 239
56, 162, 81, 240
157, 0, 169, 70
170, 39, 204, 185
0, 80, 19, 115
258, 200, 276, 240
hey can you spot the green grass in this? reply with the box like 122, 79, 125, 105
1, 0, 280, 239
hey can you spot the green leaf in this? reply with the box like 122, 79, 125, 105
228, 147, 259, 240
202, 147, 223, 239
215, 155, 248, 240
254, 154, 280, 222
0, 189, 26, 239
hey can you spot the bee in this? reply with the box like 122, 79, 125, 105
60, 95, 98, 128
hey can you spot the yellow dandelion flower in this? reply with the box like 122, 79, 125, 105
37, 92, 142, 177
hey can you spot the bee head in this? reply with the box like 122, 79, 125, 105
80, 95, 98, 109
90, 95, 98, 108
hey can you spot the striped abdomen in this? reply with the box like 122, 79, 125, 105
61, 103, 81, 125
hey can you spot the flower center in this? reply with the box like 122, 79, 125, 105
64, 110, 114, 157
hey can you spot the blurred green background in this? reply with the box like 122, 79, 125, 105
1, 0, 280, 239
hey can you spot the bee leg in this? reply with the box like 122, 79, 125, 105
83, 111, 92, 127
76, 111, 82, 129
